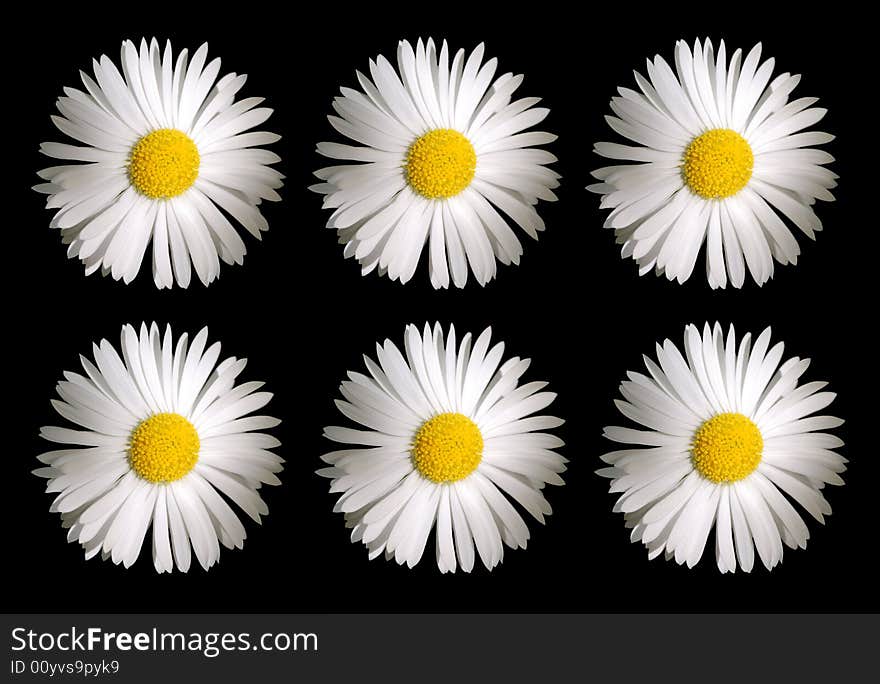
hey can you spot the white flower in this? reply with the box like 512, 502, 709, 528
599, 322, 846, 572
312, 38, 560, 289
35, 323, 283, 572
320, 323, 566, 571
35, 38, 284, 288
589, 38, 836, 288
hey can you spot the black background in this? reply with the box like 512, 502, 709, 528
5, 4, 876, 613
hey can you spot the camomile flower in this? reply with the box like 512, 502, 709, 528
319, 323, 566, 572
34, 38, 284, 288
34, 323, 283, 572
589, 38, 836, 288
599, 322, 845, 572
311, 38, 560, 288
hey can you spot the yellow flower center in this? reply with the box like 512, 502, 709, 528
682, 128, 753, 199
411, 412, 483, 483
128, 413, 200, 483
691, 412, 763, 483
128, 128, 200, 199
405, 129, 477, 199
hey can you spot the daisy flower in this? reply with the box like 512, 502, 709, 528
34, 323, 283, 572
319, 323, 566, 572
599, 322, 846, 572
34, 38, 284, 288
589, 38, 837, 288
311, 38, 560, 288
